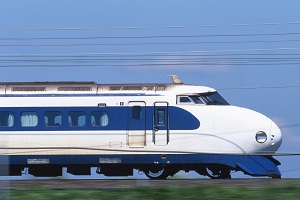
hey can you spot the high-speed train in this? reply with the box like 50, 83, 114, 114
0, 75, 282, 179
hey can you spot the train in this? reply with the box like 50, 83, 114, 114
0, 75, 282, 179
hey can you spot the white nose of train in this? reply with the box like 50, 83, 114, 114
246, 108, 282, 154
268, 121, 282, 153
198, 106, 282, 155
235, 106, 283, 154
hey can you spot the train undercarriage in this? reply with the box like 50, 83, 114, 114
0, 154, 281, 179
0, 164, 238, 179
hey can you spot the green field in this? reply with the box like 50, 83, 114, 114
2, 185, 300, 200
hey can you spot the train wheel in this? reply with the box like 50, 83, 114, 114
144, 167, 169, 180
205, 165, 231, 179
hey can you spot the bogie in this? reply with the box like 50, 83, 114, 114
204, 165, 232, 179
143, 166, 169, 180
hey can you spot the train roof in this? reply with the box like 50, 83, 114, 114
0, 81, 216, 95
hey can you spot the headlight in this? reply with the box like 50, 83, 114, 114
256, 131, 267, 143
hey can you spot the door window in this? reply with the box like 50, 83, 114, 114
132, 106, 142, 120
157, 109, 166, 125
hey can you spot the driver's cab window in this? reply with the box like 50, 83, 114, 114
177, 95, 204, 105
178, 96, 192, 104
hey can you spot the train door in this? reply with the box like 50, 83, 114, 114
127, 101, 146, 147
153, 102, 169, 146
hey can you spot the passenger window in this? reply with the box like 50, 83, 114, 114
21, 112, 38, 127
68, 111, 86, 127
132, 106, 142, 120
157, 109, 165, 125
45, 111, 62, 127
0, 111, 14, 127
91, 111, 109, 126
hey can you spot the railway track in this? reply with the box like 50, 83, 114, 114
1, 178, 299, 190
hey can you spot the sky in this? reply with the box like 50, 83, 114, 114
0, 0, 300, 178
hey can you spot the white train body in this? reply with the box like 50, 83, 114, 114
0, 78, 282, 179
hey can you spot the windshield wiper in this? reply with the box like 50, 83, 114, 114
200, 96, 216, 105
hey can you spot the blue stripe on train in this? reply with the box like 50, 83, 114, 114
0, 106, 200, 131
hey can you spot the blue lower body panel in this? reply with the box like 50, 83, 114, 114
3, 153, 281, 178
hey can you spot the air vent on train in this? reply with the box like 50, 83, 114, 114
122, 86, 143, 90
57, 87, 92, 92
109, 85, 157, 91
156, 86, 166, 91
109, 86, 122, 91
11, 87, 46, 92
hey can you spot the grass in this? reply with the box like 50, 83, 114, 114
2, 184, 300, 200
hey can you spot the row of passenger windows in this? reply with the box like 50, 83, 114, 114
0, 111, 109, 127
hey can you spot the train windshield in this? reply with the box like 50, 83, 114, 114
199, 92, 229, 105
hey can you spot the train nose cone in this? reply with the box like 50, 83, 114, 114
270, 121, 282, 152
